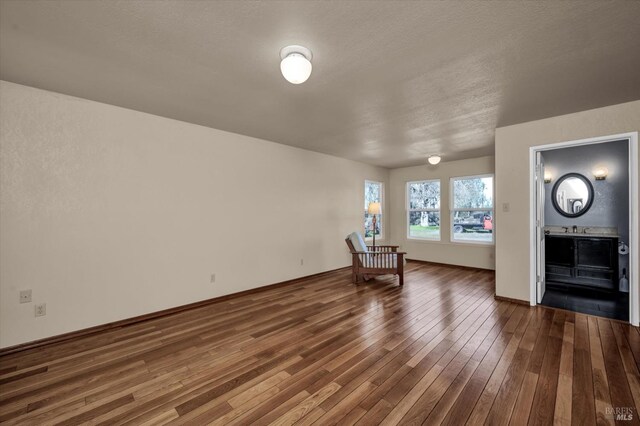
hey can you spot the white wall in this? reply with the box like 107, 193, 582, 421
495, 100, 640, 302
389, 156, 495, 270
0, 81, 389, 348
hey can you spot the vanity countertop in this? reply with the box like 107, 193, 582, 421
545, 232, 619, 238
544, 226, 618, 239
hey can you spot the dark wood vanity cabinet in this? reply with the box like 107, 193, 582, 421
545, 235, 618, 290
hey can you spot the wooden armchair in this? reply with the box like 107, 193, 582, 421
345, 232, 406, 286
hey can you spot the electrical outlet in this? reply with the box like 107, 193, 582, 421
210, 274, 216, 283
300, 258, 304, 266
19, 290, 32, 303
35, 303, 46, 317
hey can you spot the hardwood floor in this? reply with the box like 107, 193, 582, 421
1, 261, 639, 425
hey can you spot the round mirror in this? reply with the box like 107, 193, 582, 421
551, 173, 594, 217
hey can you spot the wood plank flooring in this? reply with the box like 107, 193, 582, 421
1, 261, 639, 425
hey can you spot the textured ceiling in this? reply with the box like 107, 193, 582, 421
1, 1, 640, 168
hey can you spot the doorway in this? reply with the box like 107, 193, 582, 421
529, 132, 639, 325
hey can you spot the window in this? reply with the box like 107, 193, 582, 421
407, 180, 440, 240
451, 175, 494, 244
364, 180, 383, 239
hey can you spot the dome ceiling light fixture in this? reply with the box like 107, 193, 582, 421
280, 45, 313, 84
428, 155, 442, 165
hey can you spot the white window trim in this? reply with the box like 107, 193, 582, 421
450, 174, 495, 245
364, 180, 384, 240
406, 179, 441, 241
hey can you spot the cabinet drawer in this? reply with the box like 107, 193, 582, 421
576, 268, 612, 281
546, 265, 572, 277
575, 268, 615, 290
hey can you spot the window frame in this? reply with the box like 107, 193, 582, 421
450, 174, 495, 245
364, 180, 384, 240
406, 179, 441, 241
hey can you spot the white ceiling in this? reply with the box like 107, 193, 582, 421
1, 1, 639, 168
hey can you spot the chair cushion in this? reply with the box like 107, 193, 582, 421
348, 232, 368, 253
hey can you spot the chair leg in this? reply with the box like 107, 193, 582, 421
397, 256, 404, 286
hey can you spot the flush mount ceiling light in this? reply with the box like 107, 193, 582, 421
280, 45, 313, 84
427, 155, 441, 165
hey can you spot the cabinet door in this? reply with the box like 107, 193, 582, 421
576, 238, 614, 269
545, 236, 574, 266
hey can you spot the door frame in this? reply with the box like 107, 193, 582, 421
535, 152, 546, 303
528, 132, 639, 326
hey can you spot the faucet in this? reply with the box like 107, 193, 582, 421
562, 227, 569, 233
582, 227, 590, 234
573, 225, 578, 233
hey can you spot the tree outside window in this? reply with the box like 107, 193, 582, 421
407, 180, 440, 240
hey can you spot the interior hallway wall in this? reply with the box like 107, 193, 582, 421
0, 81, 389, 348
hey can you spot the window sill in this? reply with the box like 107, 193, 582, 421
451, 241, 495, 246
404, 238, 494, 247
407, 237, 441, 242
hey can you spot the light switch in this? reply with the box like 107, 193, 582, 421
502, 202, 510, 213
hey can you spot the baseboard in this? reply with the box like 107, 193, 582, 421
0, 266, 350, 356
406, 258, 495, 273
494, 295, 529, 305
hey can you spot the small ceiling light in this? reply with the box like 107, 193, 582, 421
544, 171, 552, 183
280, 45, 313, 84
593, 166, 608, 180
427, 155, 441, 165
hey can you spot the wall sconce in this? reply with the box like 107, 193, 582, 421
544, 171, 552, 183
593, 166, 608, 180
